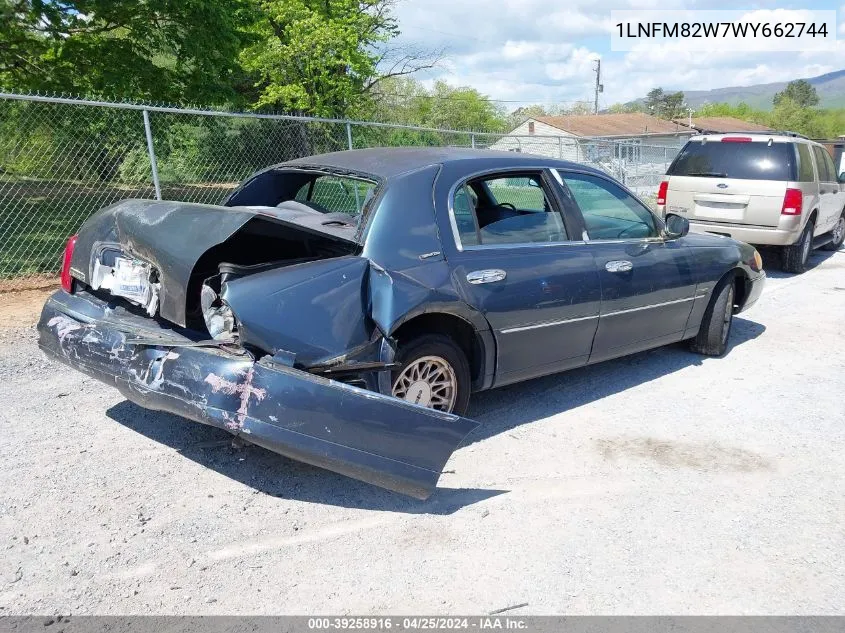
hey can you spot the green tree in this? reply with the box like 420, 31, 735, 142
645, 87, 685, 120
773, 80, 819, 109
240, 0, 437, 118
0, 0, 250, 104
368, 77, 506, 131
423, 81, 506, 131
607, 102, 645, 114
769, 97, 824, 137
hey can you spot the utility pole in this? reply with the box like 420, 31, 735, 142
686, 106, 694, 128
593, 59, 603, 115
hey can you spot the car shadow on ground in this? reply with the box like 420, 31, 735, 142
465, 316, 765, 444
106, 400, 506, 515
106, 316, 765, 514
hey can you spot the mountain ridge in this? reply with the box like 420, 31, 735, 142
630, 69, 845, 110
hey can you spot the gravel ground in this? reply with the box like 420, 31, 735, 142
0, 249, 843, 615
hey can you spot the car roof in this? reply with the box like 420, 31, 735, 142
280, 147, 607, 180
688, 133, 817, 145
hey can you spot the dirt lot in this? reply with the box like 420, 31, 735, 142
0, 249, 844, 615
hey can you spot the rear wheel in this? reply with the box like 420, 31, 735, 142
691, 277, 734, 357
391, 334, 471, 416
822, 214, 845, 251
782, 221, 814, 273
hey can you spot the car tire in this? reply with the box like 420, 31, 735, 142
690, 276, 735, 357
390, 334, 471, 416
822, 213, 845, 251
782, 220, 814, 273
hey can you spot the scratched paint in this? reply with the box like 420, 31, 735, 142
204, 368, 267, 431
47, 315, 83, 342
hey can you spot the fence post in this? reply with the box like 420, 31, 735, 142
345, 121, 362, 210
471, 134, 476, 149
142, 109, 162, 201
558, 136, 562, 159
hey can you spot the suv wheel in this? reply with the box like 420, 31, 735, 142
391, 334, 471, 416
782, 221, 814, 274
822, 214, 845, 251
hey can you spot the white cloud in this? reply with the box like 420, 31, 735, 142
389, 0, 844, 110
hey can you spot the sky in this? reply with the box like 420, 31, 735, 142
390, 0, 844, 111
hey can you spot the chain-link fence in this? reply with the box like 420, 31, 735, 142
0, 93, 682, 289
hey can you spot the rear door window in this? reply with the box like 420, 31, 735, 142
483, 176, 547, 212
668, 140, 796, 181
796, 143, 816, 182
450, 171, 568, 247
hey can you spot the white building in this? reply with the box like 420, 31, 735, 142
491, 112, 696, 163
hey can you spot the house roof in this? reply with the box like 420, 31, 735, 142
678, 116, 772, 133
533, 113, 694, 138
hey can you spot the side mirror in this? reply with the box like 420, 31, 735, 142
665, 213, 689, 238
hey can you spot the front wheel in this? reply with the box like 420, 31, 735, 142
391, 334, 471, 416
822, 214, 845, 251
690, 277, 734, 357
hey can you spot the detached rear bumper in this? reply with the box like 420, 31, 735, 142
37, 291, 479, 499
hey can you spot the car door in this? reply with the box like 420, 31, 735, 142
555, 169, 697, 363
440, 168, 601, 386
811, 144, 842, 234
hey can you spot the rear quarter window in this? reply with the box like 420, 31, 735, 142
668, 140, 796, 181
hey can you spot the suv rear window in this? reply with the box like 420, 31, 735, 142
668, 140, 796, 181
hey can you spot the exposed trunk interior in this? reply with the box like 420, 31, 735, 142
185, 216, 358, 330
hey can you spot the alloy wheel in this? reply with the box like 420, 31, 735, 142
392, 355, 458, 412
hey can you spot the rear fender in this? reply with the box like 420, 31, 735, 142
220, 256, 375, 367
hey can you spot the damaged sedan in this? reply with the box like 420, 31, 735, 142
38, 148, 765, 498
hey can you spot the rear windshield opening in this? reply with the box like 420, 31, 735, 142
668, 140, 796, 181
224, 169, 380, 219
294, 175, 377, 216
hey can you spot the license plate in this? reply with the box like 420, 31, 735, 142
111, 257, 151, 304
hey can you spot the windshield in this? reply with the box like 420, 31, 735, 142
668, 140, 796, 181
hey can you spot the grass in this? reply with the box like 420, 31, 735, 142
0, 178, 236, 279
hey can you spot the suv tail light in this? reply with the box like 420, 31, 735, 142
781, 188, 803, 216
657, 180, 669, 206
721, 136, 752, 143
60, 234, 78, 292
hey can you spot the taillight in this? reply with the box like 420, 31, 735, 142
60, 234, 78, 292
781, 188, 803, 216
721, 136, 752, 143
657, 180, 669, 206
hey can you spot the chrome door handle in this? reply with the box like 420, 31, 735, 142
605, 260, 633, 273
466, 269, 507, 284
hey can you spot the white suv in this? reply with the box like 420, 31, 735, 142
657, 133, 845, 273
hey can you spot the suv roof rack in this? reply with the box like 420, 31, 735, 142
770, 130, 810, 140
695, 130, 811, 140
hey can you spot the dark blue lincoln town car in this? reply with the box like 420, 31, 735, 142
38, 148, 765, 498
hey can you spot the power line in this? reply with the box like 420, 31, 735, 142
375, 91, 593, 106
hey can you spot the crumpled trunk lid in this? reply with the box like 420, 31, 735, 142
69, 199, 358, 327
